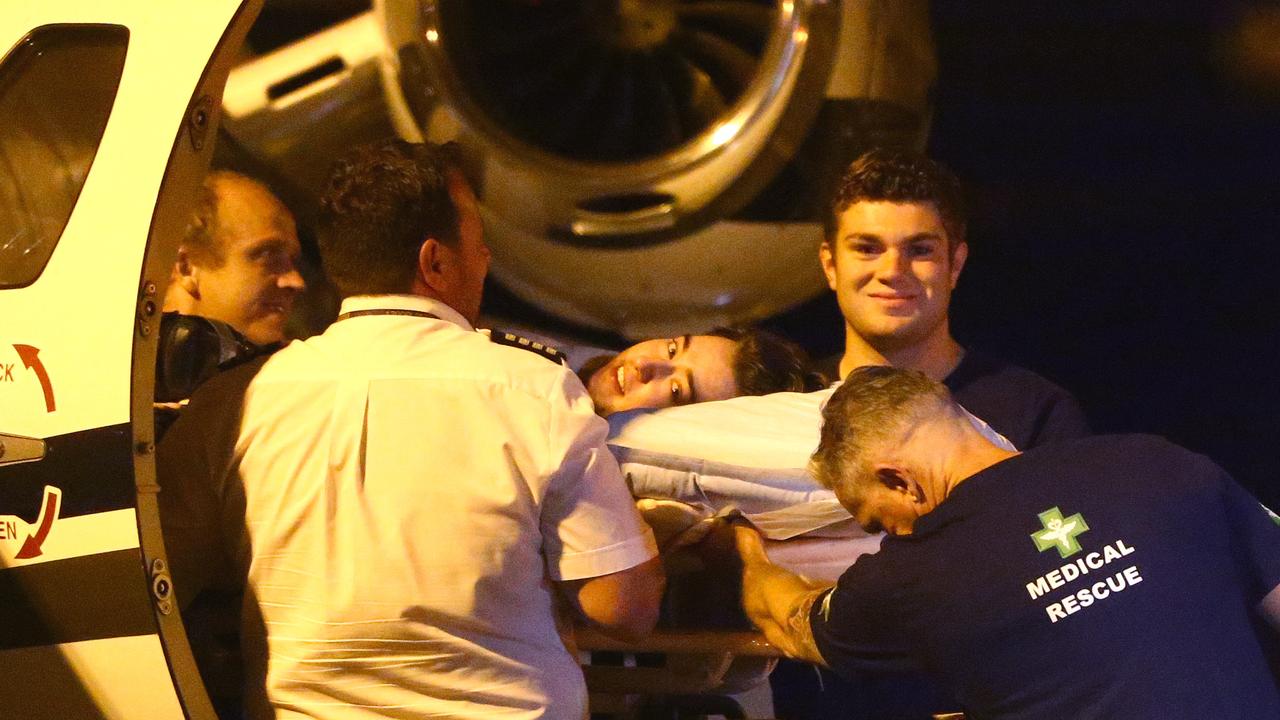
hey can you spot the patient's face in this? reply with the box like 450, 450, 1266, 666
584, 335, 739, 415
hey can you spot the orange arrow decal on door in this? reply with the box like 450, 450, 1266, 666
14, 486, 61, 559
13, 344, 55, 413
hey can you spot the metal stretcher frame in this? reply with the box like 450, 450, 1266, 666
574, 533, 785, 717
577, 627, 781, 717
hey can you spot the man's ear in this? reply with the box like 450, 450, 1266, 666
174, 247, 199, 297
874, 464, 926, 505
949, 241, 969, 289
819, 241, 837, 291
417, 237, 449, 294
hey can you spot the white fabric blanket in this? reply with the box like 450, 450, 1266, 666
607, 387, 1015, 541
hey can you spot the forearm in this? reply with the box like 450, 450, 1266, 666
561, 555, 666, 642
737, 531, 832, 665
747, 570, 830, 664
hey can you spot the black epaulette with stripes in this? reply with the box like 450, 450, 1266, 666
484, 329, 569, 366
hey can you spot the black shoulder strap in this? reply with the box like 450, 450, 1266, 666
336, 309, 440, 322
487, 329, 569, 366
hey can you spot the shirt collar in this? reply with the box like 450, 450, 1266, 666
337, 295, 474, 331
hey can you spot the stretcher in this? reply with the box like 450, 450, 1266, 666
573, 509, 880, 719
586, 384, 1006, 718
574, 525, 784, 720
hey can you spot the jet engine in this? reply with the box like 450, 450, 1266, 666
221, 0, 935, 337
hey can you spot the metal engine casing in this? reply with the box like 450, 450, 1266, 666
221, 0, 935, 337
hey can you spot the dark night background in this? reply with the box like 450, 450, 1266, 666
775, 2, 1280, 509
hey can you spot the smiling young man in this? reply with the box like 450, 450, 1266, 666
162, 171, 306, 346
819, 149, 1088, 450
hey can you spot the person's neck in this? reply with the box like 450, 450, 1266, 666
945, 437, 1019, 494
400, 281, 478, 330
838, 325, 964, 382
904, 417, 1019, 511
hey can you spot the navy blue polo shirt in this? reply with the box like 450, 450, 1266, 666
811, 435, 1280, 719
943, 350, 1090, 450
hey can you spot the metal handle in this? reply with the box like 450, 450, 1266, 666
570, 198, 677, 237
0, 433, 47, 467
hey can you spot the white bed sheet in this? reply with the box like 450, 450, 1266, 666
608, 386, 1014, 541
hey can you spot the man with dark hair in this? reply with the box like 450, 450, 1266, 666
159, 139, 663, 719
741, 365, 1280, 719
163, 170, 306, 345
579, 327, 823, 416
818, 148, 1088, 450
315, 142, 465, 299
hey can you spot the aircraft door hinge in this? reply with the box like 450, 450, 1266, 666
0, 433, 47, 467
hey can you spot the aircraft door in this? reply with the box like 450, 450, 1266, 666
0, 2, 259, 718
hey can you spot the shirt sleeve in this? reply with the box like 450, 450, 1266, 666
539, 371, 658, 581
1219, 471, 1280, 604
809, 553, 919, 675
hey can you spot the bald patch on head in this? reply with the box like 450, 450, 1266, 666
187, 171, 292, 266
210, 172, 293, 243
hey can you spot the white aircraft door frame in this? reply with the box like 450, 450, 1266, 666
0, 2, 261, 718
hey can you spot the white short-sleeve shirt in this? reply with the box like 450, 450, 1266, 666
161, 294, 656, 720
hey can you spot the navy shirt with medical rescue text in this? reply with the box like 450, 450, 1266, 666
811, 434, 1280, 719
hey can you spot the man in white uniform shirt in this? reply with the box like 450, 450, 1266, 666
158, 140, 664, 720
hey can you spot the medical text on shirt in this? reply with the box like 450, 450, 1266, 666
1025, 506, 1144, 623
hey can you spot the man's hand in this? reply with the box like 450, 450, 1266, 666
636, 498, 723, 552
734, 523, 831, 665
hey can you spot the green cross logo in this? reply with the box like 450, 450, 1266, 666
1265, 504, 1280, 527
1031, 506, 1089, 558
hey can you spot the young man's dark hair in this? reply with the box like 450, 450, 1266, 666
316, 139, 464, 298
708, 326, 827, 396
825, 147, 967, 250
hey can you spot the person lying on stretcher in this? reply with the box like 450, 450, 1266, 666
577, 326, 826, 416
574, 327, 830, 549
595, 352, 1017, 571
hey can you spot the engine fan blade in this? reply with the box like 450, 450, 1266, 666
671, 26, 758, 100
674, 53, 730, 133
434, 0, 774, 161
634, 52, 685, 151
677, 1, 773, 54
